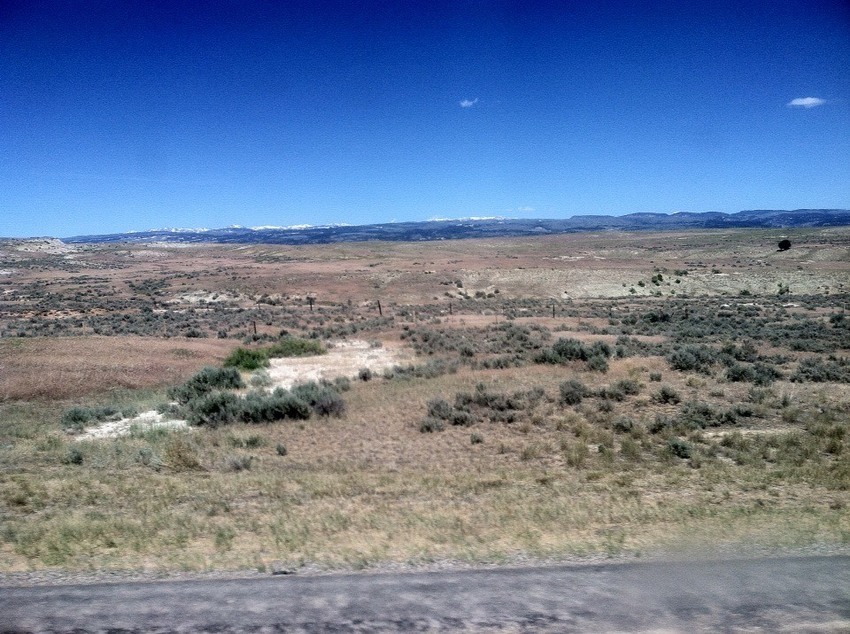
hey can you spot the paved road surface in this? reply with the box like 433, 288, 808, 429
2, 556, 849, 632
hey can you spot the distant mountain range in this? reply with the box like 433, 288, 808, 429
64, 209, 850, 245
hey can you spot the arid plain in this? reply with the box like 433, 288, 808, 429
1, 226, 848, 577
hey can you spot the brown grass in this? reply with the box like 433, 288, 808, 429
0, 336, 233, 401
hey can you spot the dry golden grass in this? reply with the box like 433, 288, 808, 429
1, 356, 848, 574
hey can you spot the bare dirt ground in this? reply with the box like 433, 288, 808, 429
266, 339, 415, 389
75, 411, 189, 441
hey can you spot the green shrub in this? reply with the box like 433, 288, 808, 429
239, 391, 311, 423
289, 382, 346, 417
223, 337, 325, 371
653, 385, 681, 404
667, 438, 692, 459
60, 405, 122, 430
358, 367, 373, 381
450, 410, 476, 427
250, 370, 273, 388
791, 357, 850, 383
612, 417, 635, 433
223, 347, 269, 371
649, 414, 673, 434
62, 446, 85, 465
420, 417, 446, 433
586, 354, 609, 373
186, 391, 240, 427
266, 337, 326, 358
559, 379, 588, 406
613, 378, 642, 396
726, 362, 782, 385
536, 338, 611, 367
276, 443, 288, 456
169, 367, 245, 404
333, 376, 352, 392
667, 345, 717, 374
596, 385, 626, 401
676, 401, 722, 429
312, 391, 347, 417
427, 398, 453, 420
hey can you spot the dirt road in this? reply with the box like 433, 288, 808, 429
2, 556, 848, 632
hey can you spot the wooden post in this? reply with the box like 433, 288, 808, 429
552, 303, 555, 319
308, 297, 314, 312
449, 301, 452, 316
252, 320, 257, 335
377, 299, 382, 316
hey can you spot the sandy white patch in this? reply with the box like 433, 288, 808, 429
75, 410, 188, 441
168, 290, 246, 304
267, 339, 415, 390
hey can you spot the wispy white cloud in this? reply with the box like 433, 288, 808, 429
459, 98, 479, 108
516, 206, 535, 213
787, 97, 826, 108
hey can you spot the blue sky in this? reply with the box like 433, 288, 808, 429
2, 0, 849, 238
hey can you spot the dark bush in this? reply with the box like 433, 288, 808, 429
676, 401, 722, 429
653, 385, 682, 404
550, 337, 587, 360
613, 417, 635, 433
420, 417, 446, 433
596, 385, 626, 401
537, 337, 612, 366
667, 438, 692, 459
559, 379, 588, 405
726, 363, 756, 383
427, 398, 453, 420
169, 367, 245, 404
791, 357, 850, 383
238, 391, 311, 423
290, 382, 346, 417
62, 446, 85, 465
727, 362, 782, 385
60, 405, 122, 430
649, 415, 673, 434
312, 391, 347, 417
450, 410, 476, 427
186, 391, 240, 427
668, 345, 717, 374
613, 378, 642, 395
586, 354, 609, 373
358, 367, 373, 381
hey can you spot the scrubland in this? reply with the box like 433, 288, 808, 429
1, 227, 848, 575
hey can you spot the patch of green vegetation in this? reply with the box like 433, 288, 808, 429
223, 337, 326, 371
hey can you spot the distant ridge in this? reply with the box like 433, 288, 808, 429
64, 209, 850, 245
